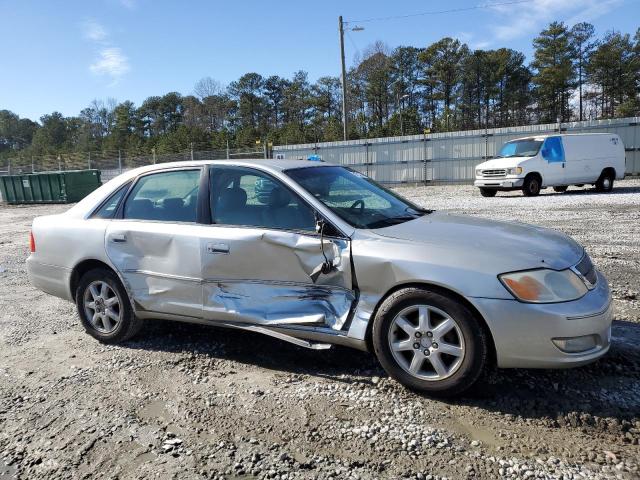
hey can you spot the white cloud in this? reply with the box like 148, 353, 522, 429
119, 0, 136, 9
489, 0, 620, 41
456, 31, 492, 50
82, 18, 131, 85
82, 20, 108, 42
90, 48, 130, 83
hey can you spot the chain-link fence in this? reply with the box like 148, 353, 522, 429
0, 146, 267, 182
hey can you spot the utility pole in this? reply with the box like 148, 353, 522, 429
339, 16, 348, 141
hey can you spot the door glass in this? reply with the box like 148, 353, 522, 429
92, 183, 129, 219
541, 137, 565, 163
123, 170, 200, 222
210, 167, 316, 232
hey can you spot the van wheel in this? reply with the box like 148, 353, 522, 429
75, 268, 144, 344
479, 188, 497, 197
372, 287, 488, 397
522, 175, 541, 197
595, 171, 614, 192
553, 186, 568, 193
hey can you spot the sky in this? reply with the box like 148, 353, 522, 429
0, 0, 638, 122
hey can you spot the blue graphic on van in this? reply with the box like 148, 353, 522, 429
541, 137, 565, 163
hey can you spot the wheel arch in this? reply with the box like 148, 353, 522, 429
601, 166, 616, 178
364, 281, 497, 366
525, 171, 543, 185
70, 259, 120, 302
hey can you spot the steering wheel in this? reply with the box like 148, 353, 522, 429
348, 199, 365, 214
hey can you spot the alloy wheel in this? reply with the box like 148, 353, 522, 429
83, 281, 122, 334
388, 304, 465, 381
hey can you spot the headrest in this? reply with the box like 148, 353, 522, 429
218, 187, 247, 210
126, 198, 153, 217
267, 187, 291, 208
162, 197, 184, 210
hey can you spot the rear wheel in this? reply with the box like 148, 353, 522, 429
75, 268, 144, 344
595, 170, 614, 192
372, 287, 488, 397
553, 186, 568, 193
522, 175, 541, 197
479, 188, 497, 197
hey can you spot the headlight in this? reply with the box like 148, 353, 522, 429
475, 168, 482, 176
506, 167, 523, 175
499, 269, 588, 303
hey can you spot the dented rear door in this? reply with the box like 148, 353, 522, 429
105, 221, 204, 319
105, 168, 204, 319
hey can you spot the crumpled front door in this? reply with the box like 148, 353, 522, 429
200, 226, 355, 330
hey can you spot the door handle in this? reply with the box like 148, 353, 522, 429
110, 233, 127, 243
207, 243, 230, 254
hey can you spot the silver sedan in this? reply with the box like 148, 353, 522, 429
27, 160, 613, 396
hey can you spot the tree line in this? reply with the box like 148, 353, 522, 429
1, 21, 638, 159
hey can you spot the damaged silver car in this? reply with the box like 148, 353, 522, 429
27, 160, 613, 396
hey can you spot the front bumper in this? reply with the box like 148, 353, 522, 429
471, 270, 613, 368
474, 177, 524, 189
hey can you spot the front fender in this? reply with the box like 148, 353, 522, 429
347, 236, 511, 340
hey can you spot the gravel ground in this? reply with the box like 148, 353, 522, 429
1, 180, 639, 480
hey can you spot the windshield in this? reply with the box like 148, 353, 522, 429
497, 139, 543, 158
286, 166, 428, 229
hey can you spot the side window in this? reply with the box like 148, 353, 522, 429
123, 170, 200, 222
542, 137, 565, 163
210, 167, 316, 232
92, 183, 129, 219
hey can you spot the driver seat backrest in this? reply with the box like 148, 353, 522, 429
261, 187, 307, 230
215, 187, 248, 224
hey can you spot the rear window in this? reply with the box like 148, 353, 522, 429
92, 184, 129, 219
123, 170, 201, 222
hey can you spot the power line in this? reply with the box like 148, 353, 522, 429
347, 0, 534, 24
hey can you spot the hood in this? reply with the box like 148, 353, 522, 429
476, 157, 532, 169
373, 212, 583, 272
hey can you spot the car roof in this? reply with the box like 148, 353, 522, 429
127, 158, 329, 176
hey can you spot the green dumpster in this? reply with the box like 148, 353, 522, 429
0, 170, 102, 204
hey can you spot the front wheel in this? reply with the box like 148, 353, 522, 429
522, 175, 541, 197
372, 288, 488, 397
479, 188, 497, 197
75, 268, 144, 344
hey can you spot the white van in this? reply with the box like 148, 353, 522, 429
474, 133, 626, 197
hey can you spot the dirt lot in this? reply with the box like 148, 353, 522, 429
1, 180, 639, 480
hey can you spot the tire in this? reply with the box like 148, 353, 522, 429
75, 268, 144, 344
553, 186, 568, 193
372, 287, 488, 397
522, 175, 541, 197
595, 170, 614, 192
479, 188, 497, 197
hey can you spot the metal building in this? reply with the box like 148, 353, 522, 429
273, 117, 640, 184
